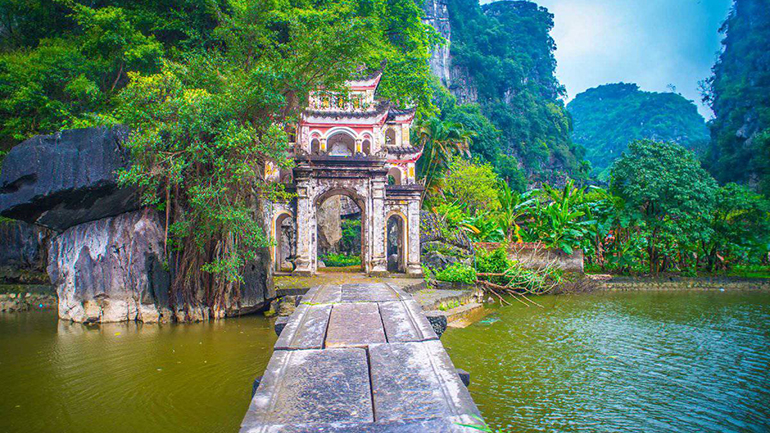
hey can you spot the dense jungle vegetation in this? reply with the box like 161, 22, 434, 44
0, 0, 768, 296
568, 83, 710, 180
443, 0, 589, 185
0, 0, 439, 313
702, 0, 770, 195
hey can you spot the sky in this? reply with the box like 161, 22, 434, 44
488, 0, 734, 118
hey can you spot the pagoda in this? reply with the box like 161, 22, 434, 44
264, 71, 424, 277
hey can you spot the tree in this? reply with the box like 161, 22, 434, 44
443, 157, 500, 213
415, 117, 473, 203
611, 140, 718, 273
704, 183, 770, 270
118, 0, 436, 318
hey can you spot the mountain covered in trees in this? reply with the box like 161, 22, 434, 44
567, 83, 709, 179
703, 0, 770, 194
423, 0, 588, 187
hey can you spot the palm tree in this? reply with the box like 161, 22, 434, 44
415, 117, 474, 203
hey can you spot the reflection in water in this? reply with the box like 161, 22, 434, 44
0, 312, 276, 433
443, 291, 770, 433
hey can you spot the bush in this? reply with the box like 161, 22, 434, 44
434, 263, 477, 284
321, 253, 361, 267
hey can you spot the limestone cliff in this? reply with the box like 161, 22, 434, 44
704, 0, 770, 193
422, 0, 587, 183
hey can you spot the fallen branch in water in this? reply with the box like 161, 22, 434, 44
476, 279, 544, 308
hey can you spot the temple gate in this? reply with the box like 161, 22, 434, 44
265, 72, 423, 277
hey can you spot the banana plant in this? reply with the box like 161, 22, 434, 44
495, 181, 537, 243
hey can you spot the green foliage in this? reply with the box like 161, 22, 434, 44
528, 180, 598, 254
115, 0, 437, 311
415, 116, 473, 203
443, 157, 501, 213
320, 253, 361, 267
0, 0, 226, 151
703, 0, 770, 194
476, 247, 561, 294
445, 0, 587, 182
434, 262, 477, 284
703, 183, 770, 269
611, 139, 718, 273
568, 83, 710, 179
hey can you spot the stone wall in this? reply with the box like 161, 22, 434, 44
475, 242, 584, 273
0, 220, 52, 283
588, 275, 770, 292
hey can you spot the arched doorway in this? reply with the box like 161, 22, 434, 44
386, 214, 406, 273
316, 191, 364, 272
274, 212, 296, 272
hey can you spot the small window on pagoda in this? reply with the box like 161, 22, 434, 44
362, 139, 371, 155
311, 138, 320, 155
387, 167, 402, 185
322, 96, 330, 109
385, 128, 397, 146
337, 97, 346, 109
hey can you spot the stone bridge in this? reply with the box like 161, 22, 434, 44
240, 282, 483, 432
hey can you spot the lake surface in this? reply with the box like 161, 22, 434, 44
1, 291, 769, 433
443, 291, 770, 433
0, 312, 276, 433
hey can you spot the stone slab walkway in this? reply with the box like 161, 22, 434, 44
240, 282, 483, 433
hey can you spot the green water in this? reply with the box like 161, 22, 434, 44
0, 312, 276, 433
443, 291, 770, 433
1, 291, 769, 433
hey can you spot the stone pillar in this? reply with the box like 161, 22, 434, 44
369, 178, 388, 275
293, 180, 314, 276
406, 198, 423, 276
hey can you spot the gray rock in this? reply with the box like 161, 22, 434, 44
425, 313, 448, 338
0, 127, 141, 231
456, 368, 470, 387
251, 375, 263, 398
379, 300, 438, 343
241, 348, 373, 429
274, 316, 289, 337
274, 304, 332, 350
326, 303, 386, 348
340, 283, 401, 302
47, 208, 169, 323
0, 220, 52, 270
368, 341, 480, 423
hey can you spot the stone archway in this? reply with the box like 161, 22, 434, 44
273, 211, 295, 272
305, 184, 373, 274
386, 213, 407, 273
316, 193, 363, 271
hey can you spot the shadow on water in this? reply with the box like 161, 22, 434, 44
0, 311, 276, 433
443, 290, 770, 433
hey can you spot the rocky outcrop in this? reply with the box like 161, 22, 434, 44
48, 209, 170, 323
423, 0, 452, 87
0, 220, 52, 283
317, 196, 343, 253
420, 211, 474, 272
422, 0, 478, 103
0, 126, 140, 231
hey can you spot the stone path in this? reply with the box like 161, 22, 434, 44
240, 283, 483, 432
